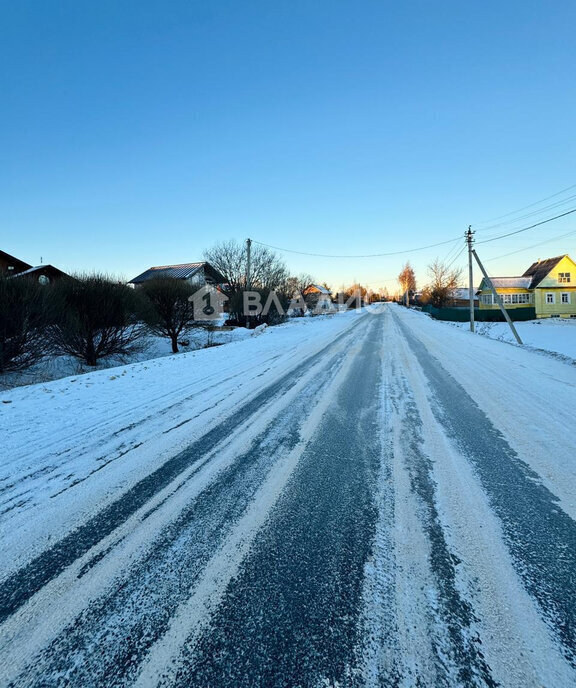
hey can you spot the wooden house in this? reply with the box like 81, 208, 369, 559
477, 254, 576, 318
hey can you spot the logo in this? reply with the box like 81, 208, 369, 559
189, 286, 228, 321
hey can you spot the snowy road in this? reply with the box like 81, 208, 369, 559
1, 305, 575, 687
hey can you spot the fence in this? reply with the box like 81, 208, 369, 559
421, 305, 536, 322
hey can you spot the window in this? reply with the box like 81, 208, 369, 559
502, 294, 511, 304
517, 293, 531, 304
558, 272, 571, 283
481, 294, 493, 305
546, 293, 555, 304
561, 293, 570, 304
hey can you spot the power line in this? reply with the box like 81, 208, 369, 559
484, 228, 576, 262
251, 236, 460, 259
472, 182, 576, 227
446, 244, 467, 270
474, 193, 576, 234
441, 237, 465, 264
475, 207, 576, 245
252, 191, 576, 260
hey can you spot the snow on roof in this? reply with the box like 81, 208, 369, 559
304, 284, 331, 295
451, 288, 478, 300
480, 276, 532, 289
8, 265, 68, 279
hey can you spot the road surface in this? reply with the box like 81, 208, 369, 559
1, 305, 575, 687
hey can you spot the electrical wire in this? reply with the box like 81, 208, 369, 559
252, 190, 576, 260
445, 244, 467, 270
251, 236, 460, 259
472, 183, 576, 227
474, 193, 576, 234
484, 228, 576, 262
475, 207, 576, 245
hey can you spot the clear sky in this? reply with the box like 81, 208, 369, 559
2, 0, 575, 292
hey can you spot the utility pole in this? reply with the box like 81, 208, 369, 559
245, 238, 252, 329
472, 248, 523, 345
467, 226, 475, 333
245, 238, 252, 290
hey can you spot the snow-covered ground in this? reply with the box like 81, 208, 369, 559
1, 304, 575, 687
0, 310, 363, 578
439, 314, 576, 360
0, 326, 253, 390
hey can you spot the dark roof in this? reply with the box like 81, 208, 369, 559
11, 265, 69, 280
522, 255, 566, 288
0, 249, 32, 274
129, 261, 226, 285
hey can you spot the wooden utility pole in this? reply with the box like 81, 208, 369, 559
245, 238, 252, 328
246, 238, 252, 290
467, 226, 475, 332
471, 248, 523, 345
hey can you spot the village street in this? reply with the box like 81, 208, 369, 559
0, 305, 575, 687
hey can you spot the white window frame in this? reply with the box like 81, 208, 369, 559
561, 292, 570, 304
546, 293, 555, 304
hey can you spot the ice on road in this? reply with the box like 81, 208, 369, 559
1, 305, 575, 687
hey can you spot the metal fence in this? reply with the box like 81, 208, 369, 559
421, 305, 536, 322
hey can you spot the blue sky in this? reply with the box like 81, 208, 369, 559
2, 0, 575, 291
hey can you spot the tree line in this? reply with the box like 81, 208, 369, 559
0, 239, 380, 375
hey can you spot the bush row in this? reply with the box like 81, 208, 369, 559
0, 274, 212, 373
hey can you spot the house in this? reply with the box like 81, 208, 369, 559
1, 249, 69, 284
129, 261, 228, 319
128, 262, 226, 288
303, 284, 335, 312
0, 249, 31, 276
477, 254, 576, 318
450, 288, 479, 307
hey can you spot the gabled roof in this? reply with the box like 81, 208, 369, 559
451, 288, 478, 301
0, 249, 32, 274
129, 261, 226, 285
10, 265, 69, 279
522, 255, 567, 288
304, 284, 331, 295
481, 276, 533, 289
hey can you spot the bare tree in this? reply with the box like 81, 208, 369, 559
284, 273, 315, 298
281, 274, 315, 316
50, 274, 145, 366
398, 263, 416, 306
423, 259, 463, 308
204, 240, 289, 325
0, 276, 52, 374
140, 277, 196, 353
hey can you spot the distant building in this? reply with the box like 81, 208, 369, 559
0, 249, 69, 284
303, 284, 334, 312
450, 288, 478, 307
477, 254, 576, 318
0, 249, 31, 276
129, 261, 228, 318
128, 262, 226, 288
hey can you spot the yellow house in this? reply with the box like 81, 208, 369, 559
478, 254, 576, 318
